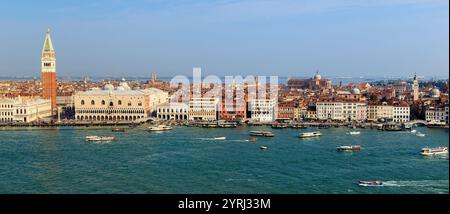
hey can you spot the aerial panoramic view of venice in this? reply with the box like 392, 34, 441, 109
0, 0, 448, 195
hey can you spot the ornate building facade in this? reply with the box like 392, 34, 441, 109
74, 82, 168, 121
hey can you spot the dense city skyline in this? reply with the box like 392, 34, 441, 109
0, 0, 449, 78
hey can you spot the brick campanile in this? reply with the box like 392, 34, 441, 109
41, 29, 57, 112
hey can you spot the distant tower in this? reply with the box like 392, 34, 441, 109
151, 72, 157, 84
413, 74, 419, 101
41, 29, 57, 112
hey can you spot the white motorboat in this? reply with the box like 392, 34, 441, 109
416, 133, 426, 137
213, 137, 226, 140
358, 181, 383, 187
148, 125, 173, 131
349, 131, 361, 135
299, 132, 322, 138
86, 136, 115, 142
260, 146, 268, 150
410, 130, 417, 133
337, 145, 361, 151
421, 147, 448, 156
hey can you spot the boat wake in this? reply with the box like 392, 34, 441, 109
197, 137, 227, 141
381, 180, 448, 187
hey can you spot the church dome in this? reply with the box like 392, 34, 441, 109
351, 88, 361, 94
119, 82, 131, 90
432, 88, 440, 97
104, 84, 114, 90
314, 71, 321, 80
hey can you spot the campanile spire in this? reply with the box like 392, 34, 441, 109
41, 29, 57, 112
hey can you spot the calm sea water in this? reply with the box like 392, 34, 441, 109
0, 126, 448, 194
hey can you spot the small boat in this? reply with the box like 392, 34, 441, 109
299, 132, 322, 138
421, 147, 448, 156
416, 133, 425, 137
337, 145, 361, 151
249, 131, 275, 137
260, 146, 268, 150
358, 181, 383, 187
410, 130, 417, 133
148, 125, 173, 131
112, 128, 126, 132
271, 123, 288, 129
86, 136, 115, 142
213, 137, 226, 140
248, 138, 257, 142
349, 131, 360, 135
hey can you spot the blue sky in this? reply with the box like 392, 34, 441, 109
0, 0, 448, 78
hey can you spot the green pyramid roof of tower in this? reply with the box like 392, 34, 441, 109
42, 29, 54, 52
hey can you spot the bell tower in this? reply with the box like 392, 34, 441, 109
41, 29, 57, 112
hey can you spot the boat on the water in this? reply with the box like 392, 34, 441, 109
420, 147, 448, 156
260, 146, 268, 150
410, 130, 417, 133
249, 131, 275, 137
299, 132, 322, 138
337, 145, 361, 151
416, 133, 425, 137
86, 136, 115, 142
248, 138, 257, 142
358, 181, 383, 187
112, 128, 126, 132
349, 131, 360, 135
214, 137, 226, 140
148, 125, 173, 131
271, 123, 288, 129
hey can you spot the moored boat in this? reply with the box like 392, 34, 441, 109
213, 137, 226, 140
349, 131, 360, 135
112, 128, 126, 132
248, 138, 257, 142
420, 147, 448, 156
299, 131, 322, 138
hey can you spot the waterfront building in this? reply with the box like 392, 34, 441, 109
277, 101, 296, 120
0, 96, 52, 122
304, 107, 317, 120
41, 29, 57, 112
367, 102, 394, 122
393, 103, 410, 123
188, 97, 219, 121
218, 93, 247, 121
249, 98, 276, 122
316, 100, 367, 122
426, 105, 449, 124
74, 82, 168, 121
156, 102, 189, 120
293, 106, 306, 121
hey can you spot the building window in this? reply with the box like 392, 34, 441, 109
128, 102, 132, 106
81, 100, 85, 105
118, 100, 122, 105
91, 100, 95, 105
102, 100, 106, 105
109, 102, 114, 107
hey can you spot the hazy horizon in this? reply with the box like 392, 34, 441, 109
1, 0, 448, 78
